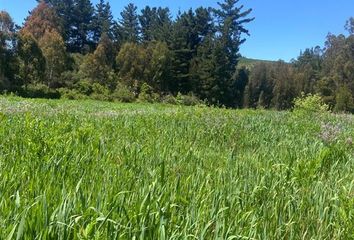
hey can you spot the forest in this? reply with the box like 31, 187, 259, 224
0, 0, 353, 112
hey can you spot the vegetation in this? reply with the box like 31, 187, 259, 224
1, 1, 353, 238
1, 1, 353, 111
0, 96, 353, 239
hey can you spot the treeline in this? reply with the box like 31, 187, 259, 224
0, 0, 254, 106
245, 21, 354, 112
0, 0, 353, 111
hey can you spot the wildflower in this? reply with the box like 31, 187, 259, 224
318, 123, 341, 144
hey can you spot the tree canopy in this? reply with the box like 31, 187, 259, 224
1, 0, 353, 112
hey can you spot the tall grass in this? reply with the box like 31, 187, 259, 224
0, 96, 353, 239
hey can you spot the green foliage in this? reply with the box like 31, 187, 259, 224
176, 92, 203, 106
0, 97, 353, 239
137, 82, 159, 103
79, 34, 115, 88
293, 93, 329, 115
91, 0, 114, 43
334, 85, 354, 113
59, 88, 89, 100
90, 83, 111, 101
139, 6, 172, 42
17, 33, 46, 87
19, 83, 61, 99
162, 94, 178, 105
38, 30, 67, 87
112, 83, 135, 103
3, 1, 353, 113
119, 3, 140, 43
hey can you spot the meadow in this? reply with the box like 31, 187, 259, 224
0, 96, 353, 239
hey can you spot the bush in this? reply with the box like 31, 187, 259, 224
293, 93, 329, 115
138, 83, 159, 103
176, 92, 203, 106
91, 83, 112, 101
20, 84, 61, 99
75, 80, 93, 96
162, 94, 178, 105
113, 84, 136, 103
59, 88, 89, 100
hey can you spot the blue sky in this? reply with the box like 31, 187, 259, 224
0, 0, 353, 61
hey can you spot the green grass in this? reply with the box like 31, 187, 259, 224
0, 96, 353, 239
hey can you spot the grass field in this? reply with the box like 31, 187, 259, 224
0, 96, 353, 239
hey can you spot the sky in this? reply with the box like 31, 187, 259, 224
0, 0, 353, 61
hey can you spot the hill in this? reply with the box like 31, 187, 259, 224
238, 57, 278, 69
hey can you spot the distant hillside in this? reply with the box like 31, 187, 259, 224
238, 57, 277, 69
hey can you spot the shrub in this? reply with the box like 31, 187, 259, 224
20, 84, 61, 99
176, 92, 203, 106
293, 93, 329, 115
138, 83, 159, 103
75, 80, 93, 96
162, 94, 178, 105
59, 88, 89, 100
91, 83, 112, 101
113, 84, 135, 103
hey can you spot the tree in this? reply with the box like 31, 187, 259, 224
293, 47, 322, 94
119, 3, 140, 43
0, 11, 15, 43
17, 33, 46, 87
190, 34, 217, 103
79, 33, 115, 88
39, 0, 75, 42
169, 9, 202, 94
0, 11, 17, 90
244, 62, 274, 108
116, 42, 146, 91
212, 0, 254, 106
22, 1, 62, 40
145, 41, 172, 92
39, 30, 67, 87
139, 6, 172, 43
271, 61, 295, 110
139, 6, 155, 42
213, 0, 254, 70
345, 17, 354, 34
70, 0, 95, 53
334, 85, 354, 113
92, 0, 114, 44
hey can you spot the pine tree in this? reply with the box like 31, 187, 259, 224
190, 34, 217, 102
92, 0, 114, 44
119, 3, 140, 43
213, 0, 254, 69
70, 0, 95, 53
170, 9, 199, 94
139, 6, 172, 43
139, 6, 155, 42
212, 0, 254, 106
